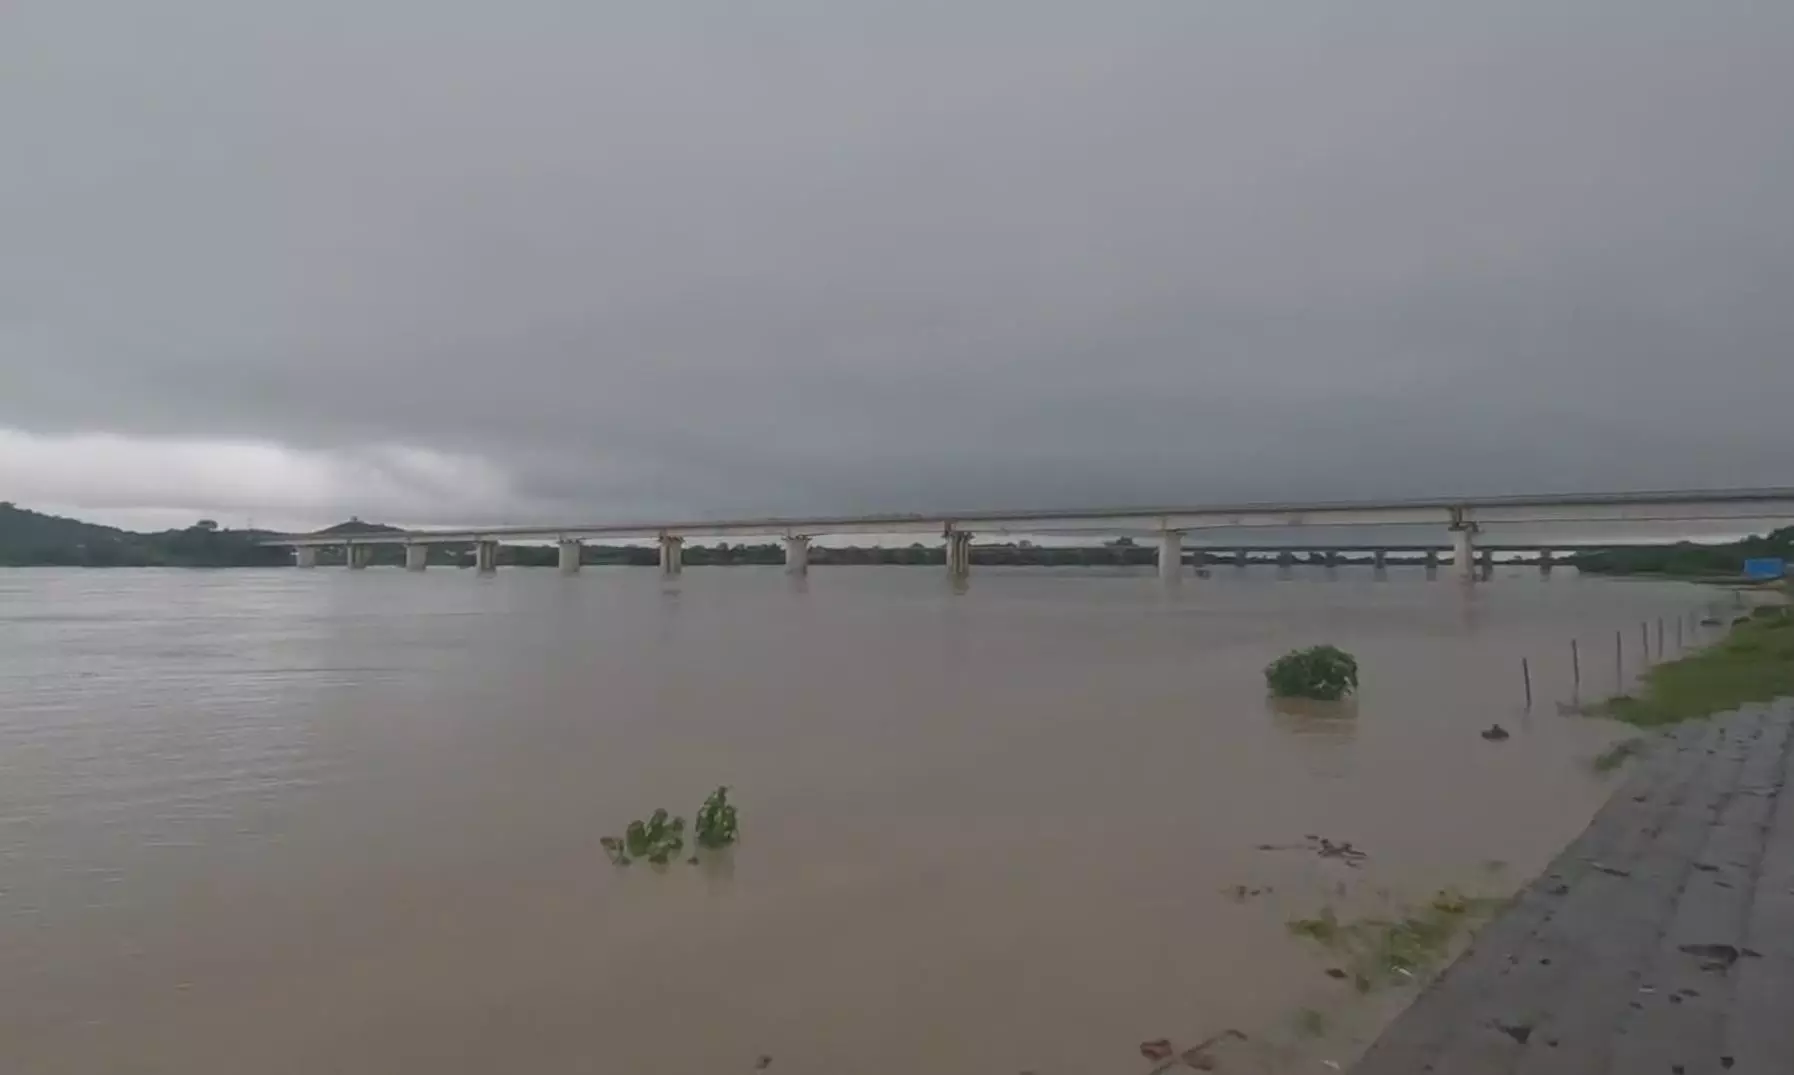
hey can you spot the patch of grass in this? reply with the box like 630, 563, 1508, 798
1591, 737, 1648, 773
1287, 889, 1508, 993
1591, 607, 1794, 727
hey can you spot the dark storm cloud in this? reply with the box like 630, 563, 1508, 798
4, 1, 1792, 523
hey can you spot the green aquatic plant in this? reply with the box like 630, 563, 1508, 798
601, 808, 686, 865
602, 788, 741, 866
1265, 645, 1359, 701
695, 786, 740, 848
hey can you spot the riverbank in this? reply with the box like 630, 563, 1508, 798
1352, 699, 1794, 1073
1144, 603, 1789, 1073
1340, 607, 1794, 1072
1595, 604, 1794, 727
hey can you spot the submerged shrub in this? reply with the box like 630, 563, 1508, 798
695, 786, 740, 848
601, 808, 685, 865
1265, 645, 1360, 701
602, 788, 740, 866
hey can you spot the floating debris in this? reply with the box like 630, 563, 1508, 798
1179, 1029, 1248, 1072
1253, 835, 1368, 868
1679, 942, 1759, 971
1480, 724, 1511, 741
1492, 1020, 1533, 1045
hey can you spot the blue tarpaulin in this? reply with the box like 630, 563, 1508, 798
1743, 557, 1786, 580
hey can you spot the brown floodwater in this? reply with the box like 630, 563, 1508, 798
0, 565, 1728, 1074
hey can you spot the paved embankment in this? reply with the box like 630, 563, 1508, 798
1353, 700, 1794, 1074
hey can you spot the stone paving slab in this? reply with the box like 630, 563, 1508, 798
1352, 700, 1794, 1075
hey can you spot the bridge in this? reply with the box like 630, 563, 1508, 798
260, 487, 1794, 580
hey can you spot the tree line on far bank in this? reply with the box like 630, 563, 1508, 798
1566, 527, 1794, 577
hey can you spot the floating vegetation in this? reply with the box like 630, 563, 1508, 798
603, 786, 739, 866
601, 808, 685, 865
1255, 834, 1369, 868
695, 785, 740, 848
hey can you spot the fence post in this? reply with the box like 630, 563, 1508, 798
1522, 657, 1533, 710
1615, 630, 1624, 691
1571, 637, 1581, 694
1641, 622, 1650, 665
1656, 617, 1664, 659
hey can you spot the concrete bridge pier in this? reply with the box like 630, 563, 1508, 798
346, 543, 371, 570
1372, 549, 1387, 573
405, 544, 428, 571
945, 531, 972, 577
1158, 531, 1183, 582
474, 539, 499, 573
1540, 549, 1555, 576
296, 546, 318, 568
783, 535, 811, 575
1451, 526, 1477, 581
1479, 546, 1494, 581
557, 540, 582, 575
1235, 548, 1248, 568
658, 535, 684, 576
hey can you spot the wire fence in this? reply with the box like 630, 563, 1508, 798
1514, 595, 1743, 713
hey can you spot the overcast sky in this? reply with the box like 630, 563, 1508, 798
4, 1, 1792, 533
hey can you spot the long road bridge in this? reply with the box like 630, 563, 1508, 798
260, 487, 1794, 581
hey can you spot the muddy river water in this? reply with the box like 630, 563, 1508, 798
0, 566, 1724, 1073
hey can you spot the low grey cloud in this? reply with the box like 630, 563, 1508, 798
4, 1, 1792, 527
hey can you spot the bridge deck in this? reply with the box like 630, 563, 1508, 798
1352, 700, 1794, 1074
258, 487, 1794, 546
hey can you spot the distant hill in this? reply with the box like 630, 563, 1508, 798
315, 518, 405, 535
0, 502, 346, 567
0, 502, 143, 565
